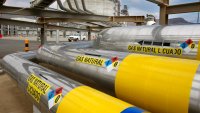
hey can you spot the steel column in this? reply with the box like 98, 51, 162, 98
160, 5, 168, 25
0, 0, 6, 6
40, 24, 46, 45
88, 29, 91, 41
0, 24, 3, 35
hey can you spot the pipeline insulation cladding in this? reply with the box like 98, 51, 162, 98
1, 53, 149, 113
115, 54, 200, 113
57, 86, 149, 113
98, 25, 200, 61
37, 46, 200, 113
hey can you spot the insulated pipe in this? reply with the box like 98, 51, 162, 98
37, 44, 200, 113
73, 0, 89, 14
48, 41, 95, 49
66, 0, 82, 13
98, 25, 200, 60
81, 0, 93, 14
57, 0, 75, 13
1, 52, 149, 113
37, 45, 126, 90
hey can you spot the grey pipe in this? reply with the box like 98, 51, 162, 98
37, 45, 129, 90
36, 44, 200, 113
37, 46, 200, 113
73, 0, 89, 14
66, 0, 83, 13
47, 41, 95, 49
1, 51, 81, 112
81, 0, 93, 14
57, 0, 75, 13
1, 51, 149, 113
98, 25, 200, 60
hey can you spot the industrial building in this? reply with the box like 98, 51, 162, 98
0, 0, 121, 39
1, 0, 200, 113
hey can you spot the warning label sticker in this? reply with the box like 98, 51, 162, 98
27, 74, 51, 103
128, 45, 183, 56
76, 55, 120, 72
76, 56, 106, 67
48, 87, 63, 109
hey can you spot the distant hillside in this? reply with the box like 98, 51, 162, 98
168, 18, 192, 25
156, 17, 193, 25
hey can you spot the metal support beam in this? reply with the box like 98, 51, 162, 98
166, 2, 200, 14
0, 18, 43, 28
0, 6, 109, 22
147, 0, 168, 6
88, 22, 110, 27
88, 29, 91, 41
46, 24, 99, 32
0, 24, 3, 34
160, 5, 168, 25
136, 22, 142, 26
147, 0, 169, 25
37, 18, 96, 23
88, 26, 109, 29
110, 16, 145, 22
63, 30, 66, 38
0, 18, 99, 32
40, 24, 46, 45
38, 16, 145, 23
0, 0, 6, 6
159, 0, 169, 25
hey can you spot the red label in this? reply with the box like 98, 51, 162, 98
55, 87, 63, 95
0, 34, 3, 39
112, 57, 118, 62
186, 39, 193, 45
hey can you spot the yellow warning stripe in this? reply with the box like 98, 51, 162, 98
27, 74, 51, 103
115, 54, 199, 113
128, 45, 183, 56
76, 55, 120, 68
76, 55, 106, 67
56, 86, 149, 113
196, 41, 200, 60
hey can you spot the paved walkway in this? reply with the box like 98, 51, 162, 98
0, 73, 32, 113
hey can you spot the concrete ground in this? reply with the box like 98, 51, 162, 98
0, 73, 32, 113
0, 39, 102, 113
0, 39, 38, 113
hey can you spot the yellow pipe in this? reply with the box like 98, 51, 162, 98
57, 86, 149, 113
196, 41, 200, 60
115, 54, 200, 113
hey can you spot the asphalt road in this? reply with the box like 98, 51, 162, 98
0, 39, 40, 58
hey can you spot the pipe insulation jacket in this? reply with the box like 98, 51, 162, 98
98, 25, 200, 60
1, 51, 149, 113
37, 44, 200, 113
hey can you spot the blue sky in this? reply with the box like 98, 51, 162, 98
121, 0, 200, 23
4, 0, 200, 23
